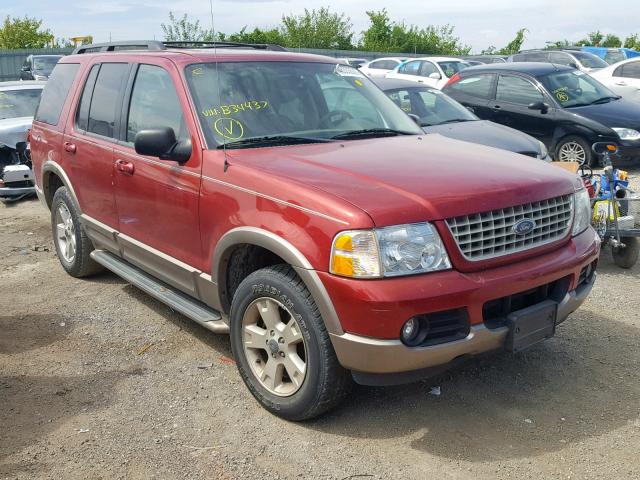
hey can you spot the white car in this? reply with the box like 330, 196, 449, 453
385, 57, 470, 89
359, 57, 408, 78
591, 57, 640, 104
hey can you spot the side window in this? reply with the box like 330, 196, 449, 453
87, 63, 129, 139
400, 61, 421, 76
369, 60, 384, 69
419, 62, 438, 77
35, 63, 80, 125
127, 64, 186, 143
446, 74, 495, 100
621, 62, 640, 79
496, 75, 544, 105
75, 65, 99, 131
613, 65, 625, 77
323, 87, 379, 124
521, 52, 548, 62
387, 89, 413, 113
549, 52, 573, 66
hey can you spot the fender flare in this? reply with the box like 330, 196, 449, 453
41, 160, 81, 212
212, 226, 344, 335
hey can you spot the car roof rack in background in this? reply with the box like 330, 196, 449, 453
516, 47, 583, 54
72, 40, 287, 55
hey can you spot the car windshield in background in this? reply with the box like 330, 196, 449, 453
604, 51, 626, 64
386, 87, 476, 126
437, 61, 470, 77
539, 70, 618, 108
185, 61, 421, 148
0, 89, 42, 119
33, 56, 62, 75
572, 52, 609, 69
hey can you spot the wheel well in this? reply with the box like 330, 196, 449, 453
222, 244, 287, 313
44, 172, 64, 209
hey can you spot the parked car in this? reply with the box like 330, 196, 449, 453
19, 55, 63, 81
374, 78, 550, 160
386, 57, 471, 89
442, 63, 640, 165
462, 55, 507, 64
0, 81, 45, 201
338, 57, 367, 68
359, 57, 408, 78
508, 50, 608, 73
591, 57, 640, 104
578, 46, 640, 64
31, 41, 599, 420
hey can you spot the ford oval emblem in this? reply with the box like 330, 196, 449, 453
513, 218, 536, 235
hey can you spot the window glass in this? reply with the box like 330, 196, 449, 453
185, 61, 420, 148
549, 52, 573, 66
516, 52, 548, 62
613, 65, 625, 77
621, 61, 640, 79
420, 62, 438, 77
0, 88, 43, 120
400, 61, 421, 75
496, 75, 544, 105
127, 64, 186, 143
75, 65, 99, 131
572, 51, 608, 68
35, 63, 80, 125
87, 63, 128, 138
539, 70, 617, 107
604, 51, 625, 64
445, 74, 495, 99
369, 60, 385, 69
33, 56, 62, 75
437, 61, 468, 78
386, 87, 476, 126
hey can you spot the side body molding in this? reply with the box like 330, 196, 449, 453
212, 227, 344, 335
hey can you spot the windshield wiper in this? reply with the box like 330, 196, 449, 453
588, 96, 620, 105
432, 118, 476, 125
330, 128, 415, 140
218, 135, 331, 150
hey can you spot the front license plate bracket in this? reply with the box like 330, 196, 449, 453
505, 300, 557, 353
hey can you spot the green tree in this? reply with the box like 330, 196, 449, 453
579, 30, 604, 46
0, 15, 53, 49
623, 34, 640, 50
281, 7, 354, 49
601, 34, 622, 48
161, 12, 214, 42
223, 26, 286, 45
360, 9, 393, 52
496, 28, 528, 55
545, 39, 572, 49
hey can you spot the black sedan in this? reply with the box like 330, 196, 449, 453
373, 78, 550, 160
442, 62, 640, 165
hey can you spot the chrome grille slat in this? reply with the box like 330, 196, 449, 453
446, 195, 573, 261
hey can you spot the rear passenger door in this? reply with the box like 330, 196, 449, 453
113, 61, 204, 278
611, 61, 640, 103
443, 73, 496, 119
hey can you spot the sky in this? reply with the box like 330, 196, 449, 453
3, 0, 639, 52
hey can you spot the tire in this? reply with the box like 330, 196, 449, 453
229, 265, 352, 420
612, 237, 639, 269
51, 186, 103, 278
556, 135, 593, 166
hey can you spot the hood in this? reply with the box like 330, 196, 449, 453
568, 98, 640, 130
0, 116, 32, 148
226, 134, 579, 226
423, 120, 541, 156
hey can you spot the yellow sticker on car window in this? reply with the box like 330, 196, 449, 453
214, 117, 244, 141
354, 79, 363, 87
191, 67, 204, 76
553, 87, 569, 102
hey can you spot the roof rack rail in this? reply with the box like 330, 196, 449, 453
516, 46, 583, 54
72, 40, 287, 55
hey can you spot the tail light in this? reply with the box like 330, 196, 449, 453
444, 73, 461, 88
27, 128, 32, 143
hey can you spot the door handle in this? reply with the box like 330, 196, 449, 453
63, 142, 77, 154
114, 159, 135, 175
614, 81, 627, 86
492, 105, 502, 110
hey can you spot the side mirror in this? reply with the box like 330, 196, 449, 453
569, 62, 579, 69
407, 113, 421, 126
592, 142, 618, 155
428, 72, 442, 80
528, 101, 549, 114
134, 127, 191, 164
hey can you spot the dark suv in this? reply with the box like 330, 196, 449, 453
31, 41, 599, 420
19, 54, 63, 81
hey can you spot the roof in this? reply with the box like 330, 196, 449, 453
0, 81, 47, 89
413, 56, 465, 62
371, 78, 436, 91
460, 62, 574, 76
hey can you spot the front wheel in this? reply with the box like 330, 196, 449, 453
612, 237, 639, 269
556, 136, 593, 166
230, 265, 352, 420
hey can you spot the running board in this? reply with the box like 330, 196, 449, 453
90, 250, 229, 333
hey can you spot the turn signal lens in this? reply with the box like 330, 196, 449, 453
330, 230, 381, 278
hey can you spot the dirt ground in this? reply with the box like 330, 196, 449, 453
1, 175, 640, 480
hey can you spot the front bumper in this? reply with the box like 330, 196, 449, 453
617, 142, 640, 163
325, 228, 600, 376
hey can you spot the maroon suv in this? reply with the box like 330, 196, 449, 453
31, 41, 600, 420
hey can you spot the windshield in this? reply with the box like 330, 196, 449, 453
0, 89, 43, 120
572, 52, 608, 69
538, 70, 618, 108
185, 61, 421, 148
437, 61, 470, 78
385, 87, 476, 126
33, 56, 62, 74
604, 51, 626, 64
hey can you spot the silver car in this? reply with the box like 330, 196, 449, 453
0, 81, 45, 201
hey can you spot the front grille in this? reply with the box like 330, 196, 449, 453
446, 194, 573, 261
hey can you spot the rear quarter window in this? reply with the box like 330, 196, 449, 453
35, 63, 80, 126
445, 74, 495, 100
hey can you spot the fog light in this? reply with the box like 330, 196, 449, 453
401, 317, 420, 344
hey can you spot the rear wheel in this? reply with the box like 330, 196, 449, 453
556, 136, 593, 166
612, 237, 639, 269
51, 187, 103, 277
230, 265, 352, 420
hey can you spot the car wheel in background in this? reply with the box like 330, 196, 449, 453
613, 237, 639, 269
230, 265, 352, 420
51, 186, 103, 277
556, 135, 593, 166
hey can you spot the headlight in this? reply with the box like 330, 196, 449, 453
537, 140, 549, 160
572, 188, 591, 236
330, 222, 451, 278
612, 128, 640, 141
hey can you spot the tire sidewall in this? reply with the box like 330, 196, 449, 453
613, 237, 639, 269
51, 187, 83, 275
230, 270, 325, 420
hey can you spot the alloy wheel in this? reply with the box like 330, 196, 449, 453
55, 203, 76, 263
559, 141, 587, 164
